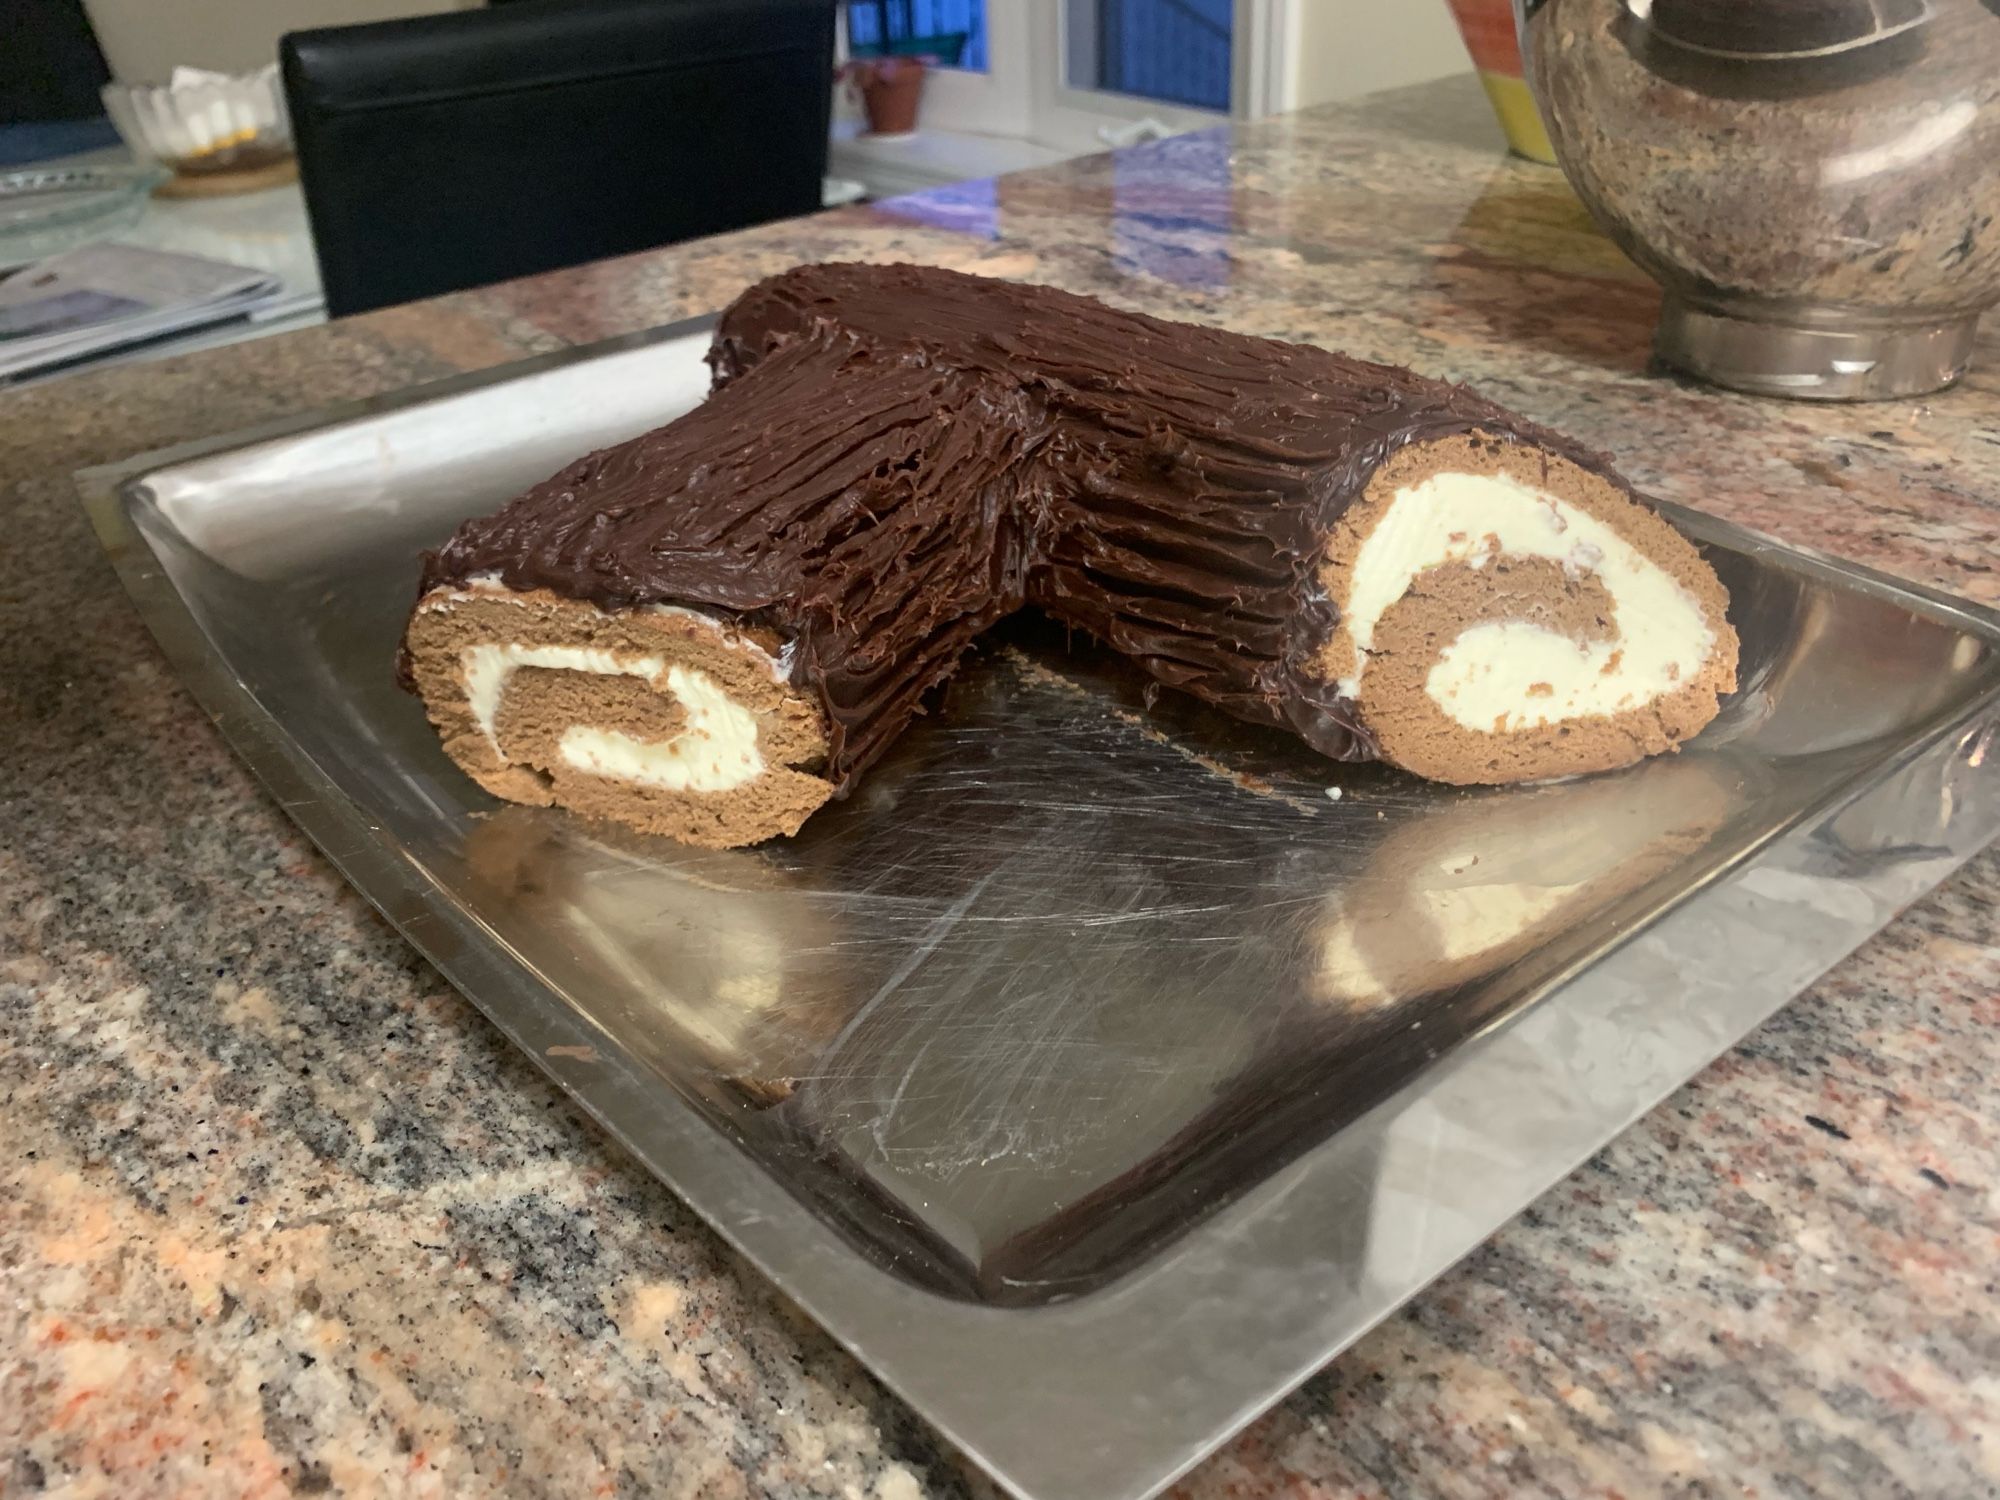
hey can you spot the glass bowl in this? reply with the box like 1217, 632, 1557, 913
101, 65, 294, 180
0, 165, 162, 271
1519, 0, 2000, 400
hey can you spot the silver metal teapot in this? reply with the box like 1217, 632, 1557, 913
1517, 0, 2000, 399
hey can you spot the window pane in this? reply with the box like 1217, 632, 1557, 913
1066, 0, 1232, 111
844, 0, 988, 72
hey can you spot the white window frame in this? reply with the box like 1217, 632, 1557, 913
907, 0, 1035, 137
899, 0, 1295, 151
1032, 0, 1283, 151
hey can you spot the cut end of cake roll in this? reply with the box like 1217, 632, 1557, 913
1318, 431, 1739, 785
403, 579, 834, 848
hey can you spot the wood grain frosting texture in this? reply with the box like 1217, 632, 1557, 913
404, 262, 1737, 845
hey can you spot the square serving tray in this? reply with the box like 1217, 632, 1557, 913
77, 313, 2000, 1500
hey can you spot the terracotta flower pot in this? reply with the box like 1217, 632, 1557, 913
845, 55, 928, 136
1442, 0, 1557, 163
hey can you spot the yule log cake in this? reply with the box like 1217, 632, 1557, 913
401, 263, 1737, 849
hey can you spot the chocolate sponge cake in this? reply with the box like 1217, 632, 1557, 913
402, 263, 1737, 847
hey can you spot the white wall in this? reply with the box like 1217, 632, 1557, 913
85, 0, 482, 82
1282, 0, 1471, 111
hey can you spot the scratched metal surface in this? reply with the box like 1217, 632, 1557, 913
77, 316, 2000, 1500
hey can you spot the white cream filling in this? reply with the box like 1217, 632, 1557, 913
421, 582, 793, 685
460, 645, 763, 794
1340, 471, 1711, 734
556, 666, 761, 792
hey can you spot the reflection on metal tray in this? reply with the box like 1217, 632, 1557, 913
77, 314, 2000, 1500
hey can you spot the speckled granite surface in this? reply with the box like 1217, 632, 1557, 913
5, 77, 1999, 1499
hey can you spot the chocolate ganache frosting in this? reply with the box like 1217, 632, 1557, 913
408, 263, 1736, 846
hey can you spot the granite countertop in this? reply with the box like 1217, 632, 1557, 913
5, 77, 1999, 1499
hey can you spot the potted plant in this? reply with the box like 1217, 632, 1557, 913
840, 0, 970, 138
842, 53, 929, 137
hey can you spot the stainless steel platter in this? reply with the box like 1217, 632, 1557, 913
77, 313, 2000, 1500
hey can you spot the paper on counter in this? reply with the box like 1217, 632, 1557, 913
0, 242, 282, 380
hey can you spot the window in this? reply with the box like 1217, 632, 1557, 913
837, 2, 1476, 199
1028, 0, 1261, 154
840, 0, 1290, 157
844, 1, 990, 72
1065, 0, 1234, 112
